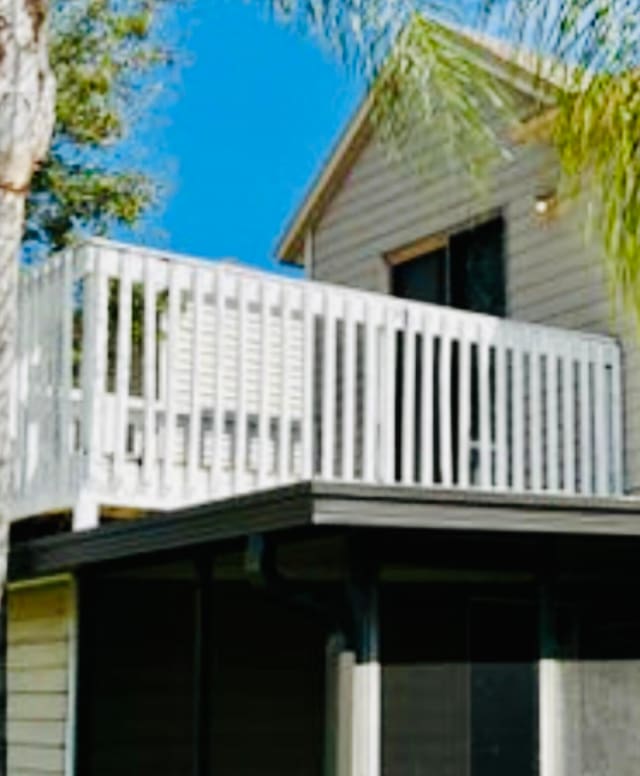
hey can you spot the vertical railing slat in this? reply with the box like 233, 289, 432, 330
210, 270, 226, 494
15, 270, 27, 505
113, 254, 132, 487
51, 260, 62, 496
30, 267, 43, 495
593, 343, 608, 496
495, 333, 508, 490
20, 268, 34, 503
43, 263, 56, 493
301, 287, 314, 480
40, 263, 53, 495
342, 301, 356, 482
257, 280, 271, 487
530, 338, 542, 492
562, 347, 575, 494
142, 258, 158, 491
82, 248, 109, 491
382, 306, 397, 484
59, 253, 74, 501
610, 345, 624, 495
233, 277, 248, 492
321, 292, 337, 480
28, 268, 42, 495
363, 302, 377, 483
163, 264, 180, 499
420, 312, 435, 487
512, 341, 525, 492
439, 323, 453, 488
401, 311, 416, 485
279, 286, 292, 483
457, 325, 471, 489
40, 262, 53, 496
580, 344, 593, 495
478, 325, 491, 489
547, 345, 559, 492
187, 268, 203, 493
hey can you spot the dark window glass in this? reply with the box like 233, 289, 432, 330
391, 216, 505, 317
450, 218, 506, 317
391, 246, 447, 305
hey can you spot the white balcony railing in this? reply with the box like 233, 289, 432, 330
13, 239, 624, 526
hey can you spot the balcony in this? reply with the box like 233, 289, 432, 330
13, 239, 624, 527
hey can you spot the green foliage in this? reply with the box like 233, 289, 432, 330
311, 0, 640, 328
26, 0, 640, 331
554, 71, 640, 325
552, 70, 640, 326
24, 0, 181, 260
511, 0, 640, 328
370, 15, 519, 181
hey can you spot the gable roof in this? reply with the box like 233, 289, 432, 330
276, 20, 569, 265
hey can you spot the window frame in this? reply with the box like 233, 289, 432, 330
384, 210, 506, 315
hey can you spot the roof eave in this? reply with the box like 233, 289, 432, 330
276, 88, 375, 265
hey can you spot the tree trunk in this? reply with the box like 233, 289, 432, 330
0, 0, 55, 583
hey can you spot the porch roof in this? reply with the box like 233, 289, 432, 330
10, 483, 640, 582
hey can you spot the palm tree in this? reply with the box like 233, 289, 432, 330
0, 0, 638, 590
281, 0, 640, 326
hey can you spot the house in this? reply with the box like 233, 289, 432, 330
6, 22, 640, 776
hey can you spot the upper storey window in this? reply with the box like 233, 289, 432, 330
390, 215, 506, 317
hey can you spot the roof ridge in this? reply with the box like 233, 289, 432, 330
426, 16, 578, 91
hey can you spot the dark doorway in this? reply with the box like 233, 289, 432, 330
381, 586, 539, 776
77, 578, 197, 776
208, 583, 327, 776
77, 574, 327, 776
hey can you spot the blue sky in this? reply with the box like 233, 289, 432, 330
141, 0, 363, 274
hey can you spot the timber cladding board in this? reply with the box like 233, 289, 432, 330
6, 581, 74, 776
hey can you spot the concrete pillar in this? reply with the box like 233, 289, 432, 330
350, 569, 380, 776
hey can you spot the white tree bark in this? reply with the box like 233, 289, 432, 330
0, 0, 55, 592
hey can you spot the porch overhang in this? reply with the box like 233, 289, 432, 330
10, 482, 640, 582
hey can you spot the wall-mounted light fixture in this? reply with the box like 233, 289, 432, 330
534, 189, 557, 218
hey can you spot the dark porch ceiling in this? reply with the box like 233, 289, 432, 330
10, 481, 640, 582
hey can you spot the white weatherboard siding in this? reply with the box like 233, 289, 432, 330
7, 579, 75, 776
310, 129, 640, 492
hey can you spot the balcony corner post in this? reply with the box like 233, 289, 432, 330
72, 490, 99, 532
